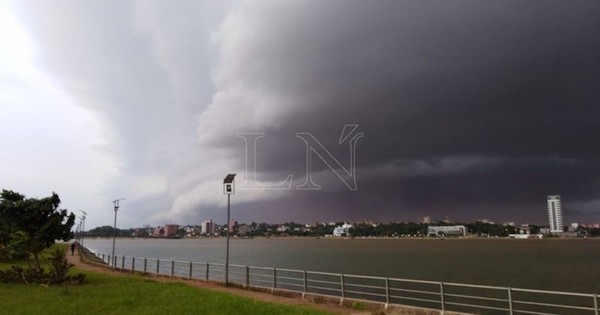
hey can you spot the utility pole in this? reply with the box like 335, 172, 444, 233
111, 199, 124, 267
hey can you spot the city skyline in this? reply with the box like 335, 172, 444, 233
78, 194, 598, 229
86, 209, 600, 232
1, 1, 599, 229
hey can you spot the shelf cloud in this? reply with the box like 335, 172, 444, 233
3, 0, 599, 227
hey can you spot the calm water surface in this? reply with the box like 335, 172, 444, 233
83, 238, 600, 293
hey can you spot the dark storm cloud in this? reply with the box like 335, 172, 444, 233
11, 0, 598, 226
202, 0, 600, 224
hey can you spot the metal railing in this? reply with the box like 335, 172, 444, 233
85, 250, 599, 315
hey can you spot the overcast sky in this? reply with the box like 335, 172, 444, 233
1, 0, 599, 228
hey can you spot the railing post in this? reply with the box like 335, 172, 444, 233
245, 266, 250, 288
440, 282, 445, 313
206, 263, 209, 281
131, 257, 135, 273
171, 260, 175, 277
121, 256, 125, 269
156, 259, 160, 275
189, 261, 193, 279
303, 270, 307, 298
594, 293, 599, 315
144, 258, 147, 273
340, 274, 345, 306
272, 268, 277, 293
508, 287, 513, 315
107, 255, 111, 266
385, 277, 390, 309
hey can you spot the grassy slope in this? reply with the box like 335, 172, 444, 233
0, 246, 330, 315
0, 272, 330, 315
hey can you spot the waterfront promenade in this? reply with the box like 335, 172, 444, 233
69, 247, 365, 315
81, 242, 600, 315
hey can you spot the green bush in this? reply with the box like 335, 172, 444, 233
47, 249, 86, 284
0, 249, 85, 285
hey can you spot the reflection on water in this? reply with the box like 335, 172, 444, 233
83, 238, 600, 293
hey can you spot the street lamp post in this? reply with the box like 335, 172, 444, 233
75, 220, 81, 243
78, 219, 82, 244
80, 210, 87, 247
223, 174, 236, 286
111, 199, 124, 267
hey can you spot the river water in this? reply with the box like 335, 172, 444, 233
83, 237, 600, 293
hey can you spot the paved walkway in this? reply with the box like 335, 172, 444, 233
66, 249, 370, 315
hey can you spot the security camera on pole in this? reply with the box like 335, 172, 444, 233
223, 174, 236, 286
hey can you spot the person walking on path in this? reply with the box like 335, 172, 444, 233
70, 243, 76, 256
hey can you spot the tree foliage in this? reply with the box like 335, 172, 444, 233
0, 189, 75, 269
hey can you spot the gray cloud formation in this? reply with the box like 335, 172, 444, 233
201, 0, 600, 224
11, 0, 600, 226
12, 0, 231, 226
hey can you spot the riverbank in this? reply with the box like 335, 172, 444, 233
0, 246, 352, 315
67, 248, 368, 315
77, 242, 600, 315
82, 237, 600, 294
81, 235, 600, 240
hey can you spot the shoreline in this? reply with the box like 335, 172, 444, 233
77, 235, 599, 241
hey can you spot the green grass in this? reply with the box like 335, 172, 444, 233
0, 271, 331, 314
0, 246, 331, 315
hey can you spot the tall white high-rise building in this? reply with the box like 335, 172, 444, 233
201, 219, 215, 236
547, 195, 563, 233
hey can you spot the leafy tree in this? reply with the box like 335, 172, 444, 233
0, 189, 75, 269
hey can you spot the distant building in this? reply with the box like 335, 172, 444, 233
509, 234, 543, 239
568, 223, 579, 233
547, 195, 563, 233
201, 220, 215, 236
238, 224, 253, 235
184, 225, 199, 237
152, 226, 164, 237
421, 216, 431, 224
518, 224, 532, 234
164, 224, 179, 238
509, 225, 543, 239
228, 220, 238, 233
427, 225, 467, 237
333, 223, 353, 237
